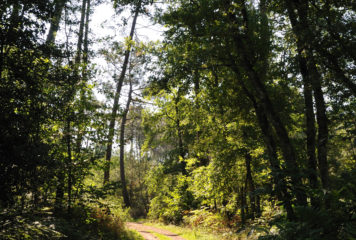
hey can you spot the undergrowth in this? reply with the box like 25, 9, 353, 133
0, 204, 135, 240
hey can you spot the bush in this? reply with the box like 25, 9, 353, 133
147, 168, 195, 224
89, 207, 125, 239
183, 208, 225, 232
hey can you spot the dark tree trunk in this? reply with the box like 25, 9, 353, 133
66, 119, 72, 214
75, 0, 91, 155
103, 3, 140, 183
255, 195, 261, 217
241, 54, 307, 206
229, 62, 296, 220
240, 186, 246, 225
295, 43, 319, 205
245, 80, 295, 220
74, 0, 87, 64
175, 89, 186, 174
245, 152, 256, 219
83, 0, 90, 65
253, 102, 296, 220
286, 0, 330, 192
55, 171, 65, 212
119, 80, 133, 207
231, 2, 307, 207
311, 63, 329, 190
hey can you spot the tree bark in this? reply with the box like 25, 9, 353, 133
253, 102, 295, 220
293, 37, 319, 205
46, 0, 66, 44
103, 2, 140, 184
231, 67, 295, 220
75, 0, 91, 155
240, 186, 246, 225
285, 0, 330, 191
66, 119, 72, 214
74, 0, 87, 64
244, 152, 256, 219
119, 80, 133, 207
232, 1, 307, 206
175, 89, 186, 174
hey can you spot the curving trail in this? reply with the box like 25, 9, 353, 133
126, 222, 186, 240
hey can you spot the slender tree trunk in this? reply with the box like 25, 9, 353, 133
66, 119, 72, 214
104, 3, 140, 183
119, 80, 133, 207
75, 0, 87, 64
245, 152, 256, 219
174, 88, 188, 174
46, 0, 66, 44
75, 0, 91, 155
83, 0, 90, 66
240, 186, 246, 225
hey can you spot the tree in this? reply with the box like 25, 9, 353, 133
103, 0, 141, 183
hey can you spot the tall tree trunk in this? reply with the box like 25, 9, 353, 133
232, 67, 295, 220
229, 1, 307, 206
240, 42, 308, 206
46, 0, 66, 44
286, 0, 330, 191
82, 0, 90, 69
119, 80, 133, 207
75, 0, 91, 155
294, 40, 319, 205
302, 69, 319, 206
75, 0, 87, 64
253, 102, 295, 220
310, 62, 329, 190
103, 3, 140, 183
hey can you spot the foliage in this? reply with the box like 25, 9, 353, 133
0, 0, 355, 239
0, 204, 133, 240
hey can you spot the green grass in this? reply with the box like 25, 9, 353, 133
143, 222, 230, 240
148, 231, 171, 240
123, 229, 145, 240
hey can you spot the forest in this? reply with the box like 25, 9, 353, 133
0, 0, 355, 239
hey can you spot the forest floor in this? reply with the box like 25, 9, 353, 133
126, 222, 186, 240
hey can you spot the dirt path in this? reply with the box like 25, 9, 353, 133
126, 222, 186, 240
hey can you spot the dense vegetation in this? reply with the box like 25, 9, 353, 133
1, 0, 355, 239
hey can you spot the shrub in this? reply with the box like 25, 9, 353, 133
183, 208, 225, 232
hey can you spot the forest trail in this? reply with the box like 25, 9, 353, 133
126, 222, 186, 240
